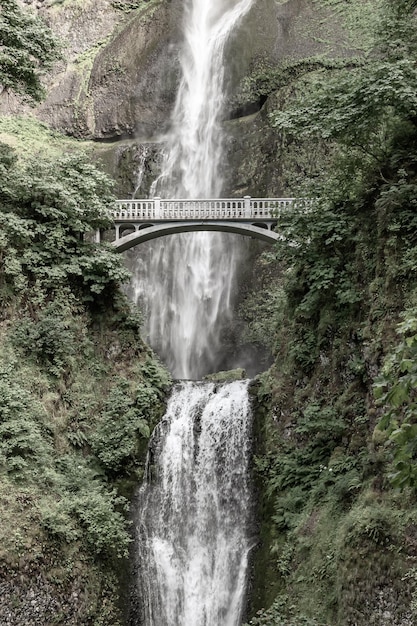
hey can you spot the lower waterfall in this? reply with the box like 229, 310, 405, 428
133, 380, 254, 626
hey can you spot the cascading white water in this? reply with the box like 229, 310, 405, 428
135, 380, 253, 626
131, 2, 256, 623
126, 0, 254, 379
153, 0, 254, 199
127, 235, 248, 379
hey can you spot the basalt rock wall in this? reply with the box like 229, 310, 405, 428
7, 0, 179, 141
4, 0, 353, 196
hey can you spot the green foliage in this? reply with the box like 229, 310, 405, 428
245, 594, 323, 626
375, 310, 417, 489
338, 504, 398, 549
294, 403, 348, 467
271, 1, 417, 161
0, 0, 61, 103
268, 187, 373, 372
0, 144, 130, 303
0, 363, 53, 479
11, 293, 89, 376
235, 56, 364, 108
111, 0, 144, 11
271, 59, 417, 160
403, 566, 417, 614
260, 0, 417, 377
137, 355, 172, 395
91, 377, 160, 473
0, 116, 81, 157
40, 456, 131, 558
248, 0, 417, 623
240, 283, 286, 351
312, 0, 383, 52
0, 125, 171, 619
0, 310, 170, 575
0, 354, 134, 560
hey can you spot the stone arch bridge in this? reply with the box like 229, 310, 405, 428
99, 197, 299, 251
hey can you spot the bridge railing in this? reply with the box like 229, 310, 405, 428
112, 197, 297, 221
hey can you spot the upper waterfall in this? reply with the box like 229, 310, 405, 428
127, 0, 255, 379
153, 0, 255, 198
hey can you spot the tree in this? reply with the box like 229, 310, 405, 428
0, 0, 60, 103
264, 0, 417, 373
270, 0, 417, 163
0, 145, 130, 303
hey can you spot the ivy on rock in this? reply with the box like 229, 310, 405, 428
0, 0, 61, 103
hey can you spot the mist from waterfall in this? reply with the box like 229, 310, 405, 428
126, 0, 254, 379
134, 380, 254, 626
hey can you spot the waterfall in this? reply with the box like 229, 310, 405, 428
135, 380, 253, 626
152, 0, 254, 199
126, 0, 254, 379
132, 144, 151, 199
130, 1, 256, 623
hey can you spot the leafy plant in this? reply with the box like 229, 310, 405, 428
374, 311, 417, 489
11, 293, 89, 376
0, 363, 53, 479
271, 1, 417, 161
338, 504, 399, 549
39, 456, 131, 558
91, 377, 162, 473
245, 594, 323, 626
247, 1, 417, 623
0, 0, 61, 102
0, 145, 130, 303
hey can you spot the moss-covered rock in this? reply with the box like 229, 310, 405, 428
204, 367, 247, 382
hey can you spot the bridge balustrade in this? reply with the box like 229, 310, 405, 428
112, 197, 297, 222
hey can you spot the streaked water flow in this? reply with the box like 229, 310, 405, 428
132, 0, 256, 623
126, 0, 254, 379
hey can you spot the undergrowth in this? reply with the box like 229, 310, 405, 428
246, 1, 417, 624
0, 142, 171, 623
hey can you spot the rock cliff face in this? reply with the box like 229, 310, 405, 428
15, 0, 178, 140
5, 0, 352, 197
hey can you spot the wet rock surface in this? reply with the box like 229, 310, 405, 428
0, 575, 88, 626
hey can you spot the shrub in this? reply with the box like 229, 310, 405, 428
91, 378, 158, 473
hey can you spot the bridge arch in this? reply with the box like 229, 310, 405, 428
112, 221, 280, 252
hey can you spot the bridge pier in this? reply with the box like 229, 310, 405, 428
244, 196, 251, 218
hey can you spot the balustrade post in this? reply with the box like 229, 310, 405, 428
95, 229, 101, 243
154, 196, 161, 220
244, 196, 251, 218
